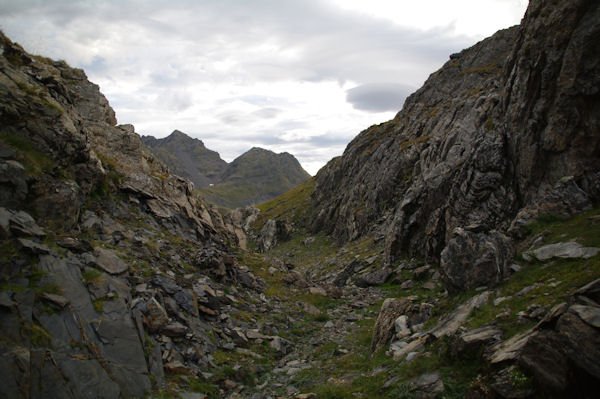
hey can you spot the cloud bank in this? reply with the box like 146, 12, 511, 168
0, 0, 527, 174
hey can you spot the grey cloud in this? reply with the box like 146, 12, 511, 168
251, 107, 282, 119
346, 83, 415, 112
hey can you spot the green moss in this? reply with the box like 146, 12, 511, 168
93, 298, 106, 313
25, 324, 52, 347
252, 177, 316, 230
0, 131, 54, 175
485, 117, 495, 131
189, 376, 219, 397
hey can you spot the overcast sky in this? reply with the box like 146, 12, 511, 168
0, 0, 527, 175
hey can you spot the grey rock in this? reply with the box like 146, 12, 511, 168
161, 322, 187, 337
490, 366, 534, 399
9, 210, 45, 237
151, 275, 181, 295
258, 219, 292, 252
371, 298, 413, 353
527, 241, 600, 261
430, 291, 490, 339
17, 238, 51, 254
394, 315, 411, 340
441, 228, 514, 292
355, 267, 392, 287
90, 248, 128, 274
410, 371, 444, 398
0, 159, 27, 208
570, 304, 600, 328
270, 336, 290, 354
56, 237, 93, 253
455, 324, 502, 356
0, 207, 11, 239
39, 293, 70, 308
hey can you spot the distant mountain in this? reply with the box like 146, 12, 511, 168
200, 147, 311, 208
141, 130, 227, 186
142, 131, 311, 208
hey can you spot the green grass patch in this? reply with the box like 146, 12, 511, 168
0, 131, 54, 175
253, 177, 316, 230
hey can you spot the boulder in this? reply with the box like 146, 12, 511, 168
258, 219, 292, 252
371, 298, 413, 353
441, 229, 514, 292
355, 267, 392, 287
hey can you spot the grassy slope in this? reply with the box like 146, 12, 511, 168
237, 186, 600, 398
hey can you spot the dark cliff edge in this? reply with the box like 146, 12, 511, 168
310, 0, 600, 289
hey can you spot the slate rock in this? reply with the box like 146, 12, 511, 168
9, 210, 45, 237
355, 267, 392, 287
151, 275, 181, 295
527, 241, 600, 261
56, 237, 94, 253
90, 248, 128, 274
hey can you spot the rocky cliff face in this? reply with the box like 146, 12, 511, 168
141, 130, 228, 187
311, 0, 600, 290
0, 31, 266, 398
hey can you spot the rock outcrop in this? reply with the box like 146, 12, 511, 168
310, 0, 600, 291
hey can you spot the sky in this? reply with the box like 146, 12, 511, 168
0, 0, 528, 175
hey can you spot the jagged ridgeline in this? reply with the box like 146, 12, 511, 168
1, 0, 600, 398
142, 131, 311, 209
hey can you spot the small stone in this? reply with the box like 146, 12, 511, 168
39, 292, 69, 308
324, 321, 334, 328
164, 361, 191, 374
309, 286, 327, 296
161, 322, 187, 336
17, 238, 51, 254
510, 264, 522, 273
302, 302, 321, 315
224, 379, 237, 389
0, 291, 16, 308
400, 280, 414, 289
135, 283, 147, 294
494, 296, 512, 306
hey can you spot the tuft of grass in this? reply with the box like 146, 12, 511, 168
82, 268, 103, 284
0, 131, 54, 175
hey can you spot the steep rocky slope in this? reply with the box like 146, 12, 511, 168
142, 130, 228, 187
0, 31, 273, 398
200, 147, 311, 209
311, 0, 600, 291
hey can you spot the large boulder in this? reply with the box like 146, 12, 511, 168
440, 228, 514, 292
